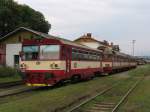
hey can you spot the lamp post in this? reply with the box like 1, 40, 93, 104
132, 40, 136, 56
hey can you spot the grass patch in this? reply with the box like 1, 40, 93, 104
0, 67, 22, 83
73, 65, 150, 112
128, 65, 150, 77
0, 65, 149, 112
118, 65, 150, 112
0, 75, 127, 112
0, 76, 21, 83
75, 77, 137, 112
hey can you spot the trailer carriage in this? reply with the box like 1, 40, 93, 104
102, 50, 137, 74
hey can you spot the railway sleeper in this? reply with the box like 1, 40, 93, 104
85, 106, 112, 112
84, 110, 107, 112
93, 103, 115, 108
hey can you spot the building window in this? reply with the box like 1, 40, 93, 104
30, 35, 34, 39
18, 36, 22, 42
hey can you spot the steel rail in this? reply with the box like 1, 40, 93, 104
0, 81, 24, 88
0, 86, 40, 98
111, 77, 143, 112
67, 77, 143, 112
67, 82, 121, 112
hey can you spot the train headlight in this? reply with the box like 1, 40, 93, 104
20, 63, 27, 70
50, 63, 59, 69
45, 73, 54, 79
20, 64, 24, 68
55, 64, 58, 68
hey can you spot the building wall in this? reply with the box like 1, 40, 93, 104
6, 43, 22, 67
76, 41, 103, 49
0, 44, 6, 65
0, 30, 39, 67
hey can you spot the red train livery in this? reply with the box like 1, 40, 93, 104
19, 37, 137, 86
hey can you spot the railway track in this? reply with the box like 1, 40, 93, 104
68, 77, 143, 112
0, 85, 39, 99
0, 81, 24, 88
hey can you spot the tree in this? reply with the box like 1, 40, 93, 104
0, 0, 51, 37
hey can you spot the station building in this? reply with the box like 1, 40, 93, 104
0, 27, 48, 67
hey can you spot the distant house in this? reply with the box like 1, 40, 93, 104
74, 33, 116, 51
74, 33, 104, 49
74, 33, 121, 56
0, 27, 48, 67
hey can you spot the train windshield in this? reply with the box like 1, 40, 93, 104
22, 46, 39, 60
40, 45, 60, 60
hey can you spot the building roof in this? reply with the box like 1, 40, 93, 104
0, 27, 102, 52
74, 33, 114, 48
74, 33, 105, 44
0, 27, 41, 41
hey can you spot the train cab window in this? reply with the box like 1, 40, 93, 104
40, 45, 60, 60
23, 46, 39, 60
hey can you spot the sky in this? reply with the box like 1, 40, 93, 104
14, 0, 150, 56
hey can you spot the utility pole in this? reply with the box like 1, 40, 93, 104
132, 40, 136, 56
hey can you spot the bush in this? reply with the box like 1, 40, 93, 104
0, 67, 21, 78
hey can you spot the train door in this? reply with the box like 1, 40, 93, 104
64, 46, 71, 74
100, 53, 103, 69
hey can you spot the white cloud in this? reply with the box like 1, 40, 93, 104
14, 0, 150, 56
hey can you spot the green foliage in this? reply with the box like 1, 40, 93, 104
0, 0, 51, 37
0, 66, 20, 78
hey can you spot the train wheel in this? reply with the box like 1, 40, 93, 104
71, 75, 81, 83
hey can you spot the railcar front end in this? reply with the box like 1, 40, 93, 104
20, 40, 67, 86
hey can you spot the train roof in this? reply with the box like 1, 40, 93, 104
40, 33, 103, 53
36, 31, 137, 59
103, 49, 136, 59
114, 51, 136, 59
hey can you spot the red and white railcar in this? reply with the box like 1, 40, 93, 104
102, 51, 137, 74
19, 38, 103, 86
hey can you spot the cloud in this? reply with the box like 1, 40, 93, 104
14, 0, 150, 56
